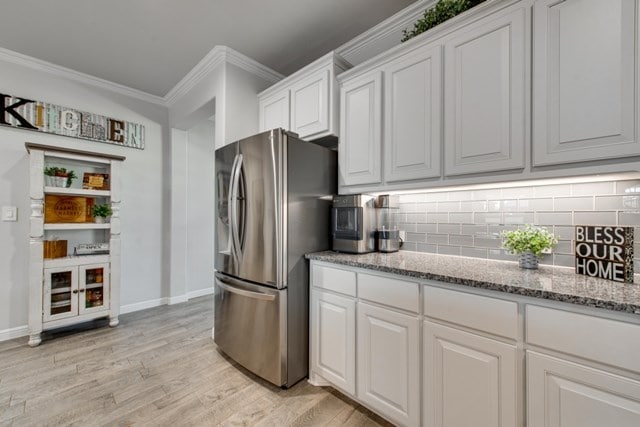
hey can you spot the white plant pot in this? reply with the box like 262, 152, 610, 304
94, 216, 105, 224
519, 251, 539, 269
54, 177, 68, 187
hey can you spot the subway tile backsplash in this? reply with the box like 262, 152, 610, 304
394, 179, 640, 268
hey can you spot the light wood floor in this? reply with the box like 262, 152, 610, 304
0, 295, 392, 426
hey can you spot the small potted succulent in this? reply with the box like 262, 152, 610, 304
44, 167, 77, 188
502, 225, 558, 269
92, 203, 113, 224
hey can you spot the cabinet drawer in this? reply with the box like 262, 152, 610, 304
424, 285, 518, 340
358, 273, 419, 313
527, 305, 640, 374
311, 263, 356, 297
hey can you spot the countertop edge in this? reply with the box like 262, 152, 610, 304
306, 253, 640, 316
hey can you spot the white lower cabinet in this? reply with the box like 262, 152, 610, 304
309, 261, 640, 427
43, 263, 110, 323
357, 302, 420, 427
423, 320, 518, 427
310, 289, 356, 395
527, 351, 640, 427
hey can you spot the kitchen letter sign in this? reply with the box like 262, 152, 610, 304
0, 92, 144, 149
575, 225, 634, 283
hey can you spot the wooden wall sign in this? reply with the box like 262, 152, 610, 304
575, 225, 634, 283
0, 92, 144, 149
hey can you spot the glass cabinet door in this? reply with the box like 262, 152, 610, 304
43, 267, 78, 322
79, 263, 110, 314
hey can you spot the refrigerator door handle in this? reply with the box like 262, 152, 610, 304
269, 132, 282, 286
229, 153, 244, 263
216, 280, 276, 301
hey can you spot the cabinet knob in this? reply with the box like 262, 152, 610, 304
72, 290, 78, 294
80, 289, 85, 293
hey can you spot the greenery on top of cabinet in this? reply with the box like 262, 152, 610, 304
402, 0, 486, 42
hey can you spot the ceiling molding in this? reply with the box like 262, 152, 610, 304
0, 46, 166, 106
335, 0, 434, 60
164, 46, 284, 107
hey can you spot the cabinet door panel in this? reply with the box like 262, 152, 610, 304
528, 351, 640, 427
43, 266, 78, 322
444, 7, 526, 175
357, 302, 419, 426
384, 44, 442, 182
259, 91, 290, 132
339, 72, 382, 186
310, 289, 356, 395
79, 263, 110, 315
424, 320, 518, 427
291, 70, 329, 139
533, 0, 638, 165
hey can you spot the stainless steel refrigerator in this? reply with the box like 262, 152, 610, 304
214, 128, 336, 387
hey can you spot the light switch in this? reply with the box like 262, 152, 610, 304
2, 206, 17, 222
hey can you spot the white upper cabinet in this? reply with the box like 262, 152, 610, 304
339, 71, 382, 186
444, 6, 527, 176
258, 51, 350, 141
259, 90, 290, 132
290, 69, 329, 138
533, 0, 639, 166
384, 44, 442, 182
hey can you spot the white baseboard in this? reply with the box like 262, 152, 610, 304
0, 325, 29, 342
1, 289, 215, 342
187, 287, 215, 299
120, 297, 169, 314
167, 295, 189, 305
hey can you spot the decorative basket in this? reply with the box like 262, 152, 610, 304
519, 251, 539, 269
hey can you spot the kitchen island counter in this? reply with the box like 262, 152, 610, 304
306, 250, 640, 315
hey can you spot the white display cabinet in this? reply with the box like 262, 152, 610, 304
26, 143, 124, 347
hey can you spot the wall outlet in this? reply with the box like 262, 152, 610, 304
399, 230, 407, 241
1, 206, 17, 222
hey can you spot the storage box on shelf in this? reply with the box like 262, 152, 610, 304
26, 143, 125, 347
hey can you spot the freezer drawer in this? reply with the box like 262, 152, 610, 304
214, 272, 287, 386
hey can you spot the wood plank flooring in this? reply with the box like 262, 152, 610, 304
0, 296, 392, 426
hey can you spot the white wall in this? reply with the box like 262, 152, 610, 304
186, 119, 215, 295
0, 57, 170, 338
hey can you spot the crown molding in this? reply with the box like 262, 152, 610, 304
164, 45, 284, 107
0, 47, 166, 106
335, 0, 434, 61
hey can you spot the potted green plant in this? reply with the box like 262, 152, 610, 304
44, 167, 77, 188
92, 203, 113, 224
502, 225, 558, 269
44, 166, 57, 186
402, 0, 486, 42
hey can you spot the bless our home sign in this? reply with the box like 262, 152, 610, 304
0, 92, 145, 149
575, 225, 634, 283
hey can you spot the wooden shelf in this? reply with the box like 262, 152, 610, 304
44, 223, 110, 231
44, 187, 110, 197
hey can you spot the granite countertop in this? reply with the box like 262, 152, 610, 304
306, 251, 640, 315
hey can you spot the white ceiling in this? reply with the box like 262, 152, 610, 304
0, 0, 415, 97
